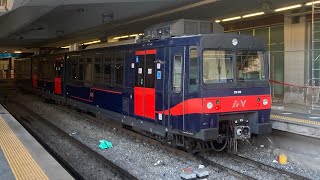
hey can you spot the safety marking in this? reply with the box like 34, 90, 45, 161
271, 114, 320, 126
0, 116, 49, 180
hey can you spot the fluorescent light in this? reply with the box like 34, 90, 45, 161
274, 4, 302, 12
129, 34, 139, 37
113, 36, 121, 40
215, 20, 221, 23
14, 51, 22, 54
242, 12, 265, 18
61, 46, 70, 49
222, 16, 241, 22
306, 1, 320, 6
83, 40, 101, 45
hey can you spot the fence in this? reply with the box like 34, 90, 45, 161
269, 50, 320, 111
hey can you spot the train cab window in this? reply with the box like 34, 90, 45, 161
94, 55, 102, 83
189, 48, 198, 93
104, 52, 112, 84
236, 51, 265, 81
203, 50, 233, 84
173, 55, 182, 93
114, 52, 124, 87
78, 58, 84, 81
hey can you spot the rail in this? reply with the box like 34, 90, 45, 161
6, 101, 138, 180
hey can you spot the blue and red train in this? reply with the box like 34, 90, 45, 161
15, 20, 272, 152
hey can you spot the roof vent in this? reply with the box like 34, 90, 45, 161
144, 19, 224, 40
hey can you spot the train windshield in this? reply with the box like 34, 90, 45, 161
203, 50, 234, 84
236, 50, 266, 82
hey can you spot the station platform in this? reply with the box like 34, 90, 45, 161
271, 103, 320, 138
0, 105, 73, 180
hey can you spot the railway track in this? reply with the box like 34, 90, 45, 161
229, 154, 309, 180
41, 97, 311, 180
5, 101, 137, 180
7, 91, 312, 180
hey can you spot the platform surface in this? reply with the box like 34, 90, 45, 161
271, 103, 320, 138
0, 104, 73, 180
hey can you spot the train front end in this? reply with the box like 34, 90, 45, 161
196, 34, 272, 151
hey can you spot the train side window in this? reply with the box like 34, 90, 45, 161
104, 52, 112, 85
78, 57, 84, 81
173, 55, 182, 93
71, 56, 78, 80
114, 52, 124, 87
189, 48, 198, 93
84, 57, 93, 82
94, 55, 102, 83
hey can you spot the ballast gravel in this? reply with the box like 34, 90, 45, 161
16, 94, 235, 180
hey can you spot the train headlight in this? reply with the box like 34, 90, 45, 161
207, 102, 213, 109
236, 128, 242, 135
263, 99, 269, 106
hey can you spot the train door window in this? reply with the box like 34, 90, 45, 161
135, 54, 145, 87
189, 48, 198, 93
84, 56, 93, 82
71, 56, 78, 80
114, 52, 124, 87
94, 54, 102, 83
78, 57, 84, 81
145, 54, 155, 88
104, 52, 112, 84
173, 55, 182, 93
55, 58, 62, 77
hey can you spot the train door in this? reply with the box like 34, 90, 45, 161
54, 56, 64, 95
134, 49, 156, 120
169, 46, 186, 131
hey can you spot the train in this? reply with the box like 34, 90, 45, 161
14, 19, 272, 153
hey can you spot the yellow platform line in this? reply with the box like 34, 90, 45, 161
271, 114, 320, 126
0, 116, 49, 180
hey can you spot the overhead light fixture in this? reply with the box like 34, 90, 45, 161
242, 12, 265, 18
129, 34, 139, 37
221, 16, 241, 22
61, 46, 70, 49
14, 51, 22, 54
82, 40, 101, 45
306, 1, 320, 6
274, 4, 302, 12
215, 20, 221, 23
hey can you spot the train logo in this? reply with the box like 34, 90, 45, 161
232, 100, 247, 108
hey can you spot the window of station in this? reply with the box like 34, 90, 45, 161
94, 54, 103, 83
203, 50, 233, 84
173, 55, 182, 93
104, 52, 113, 84
189, 48, 198, 93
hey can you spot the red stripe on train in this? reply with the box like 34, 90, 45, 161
159, 95, 271, 116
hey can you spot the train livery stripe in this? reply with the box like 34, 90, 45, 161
135, 49, 157, 55
159, 94, 271, 116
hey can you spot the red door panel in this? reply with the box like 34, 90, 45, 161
144, 88, 155, 119
54, 77, 62, 95
32, 75, 37, 89
134, 87, 144, 117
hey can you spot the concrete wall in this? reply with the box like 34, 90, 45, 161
283, 15, 307, 104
